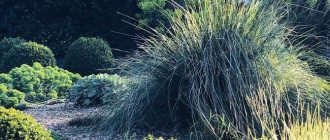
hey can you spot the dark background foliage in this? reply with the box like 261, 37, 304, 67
0, 0, 139, 58
0, 0, 328, 60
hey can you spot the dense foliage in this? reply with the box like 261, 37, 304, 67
0, 41, 56, 72
69, 74, 130, 107
0, 37, 26, 60
64, 37, 113, 75
0, 84, 25, 109
137, 0, 170, 31
0, 0, 138, 57
0, 107, 53, 140
137, 0, 186, 31
0, 63, 81, 102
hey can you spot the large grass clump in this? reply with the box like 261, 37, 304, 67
101, 0, 330, 139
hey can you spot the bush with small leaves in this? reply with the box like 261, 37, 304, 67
0, 63, 81, 102
0, 84, 25, 109
0, 107, 53, 140
0, 41, 56, 72
69, 74, 130, 107
64, 37, 113, 75
0, 74, 13, 87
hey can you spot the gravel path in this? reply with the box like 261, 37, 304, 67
24, 103, 110, 140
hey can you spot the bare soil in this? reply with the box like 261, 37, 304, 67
24, 103, 110, 140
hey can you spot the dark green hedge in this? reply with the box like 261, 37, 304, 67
64, 37, 113, 75
0, 41, 56, 72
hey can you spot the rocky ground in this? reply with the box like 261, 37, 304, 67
24, 102, 111, 140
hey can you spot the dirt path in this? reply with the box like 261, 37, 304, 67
24, 103, 110, 140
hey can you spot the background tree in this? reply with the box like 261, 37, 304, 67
0, 0, 139, 58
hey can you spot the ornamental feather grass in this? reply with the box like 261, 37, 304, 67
100, 0, 330, 139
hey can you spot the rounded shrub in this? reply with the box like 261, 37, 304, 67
64, 37, 113, 75
0, 107, 53, 140
0, 41, 56, 72
69, 74, 130, 107
1, 63, 81, 102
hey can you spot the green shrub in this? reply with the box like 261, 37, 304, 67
64, 37, 113, 75
69, 74, 130, 107
137, 0, 170, 31
0, 63, 81, 102
0, 74, 13, 87
0, 37, 26, 58
0, 107, 53, 140
0, 41, 56, 72
103, 1, 330, 139
137, 0, 190, 32
0, 84, 25, 109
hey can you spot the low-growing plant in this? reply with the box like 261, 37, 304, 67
64, 37, 113, 75
51, 131, 67, 140
0, 41, 56, 72
69, 74, 130, 107
0, 107, 53, 140
0, 84, 25, 109
0, 63, 81, 102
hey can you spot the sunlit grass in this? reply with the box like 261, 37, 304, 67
285, 115, 330, 140
98, 0, 330, 139
253, 104, 330, 140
